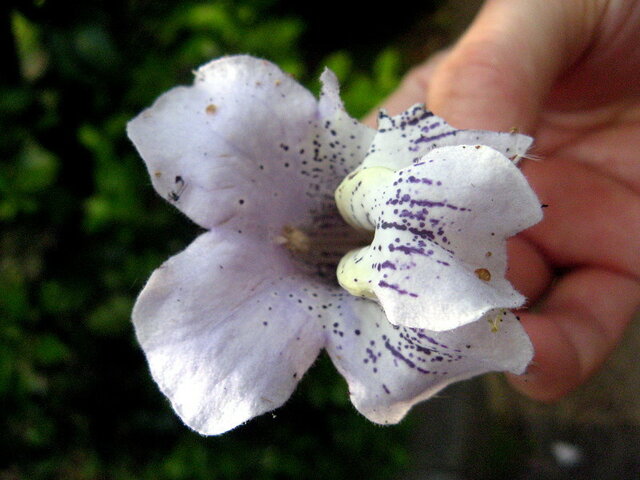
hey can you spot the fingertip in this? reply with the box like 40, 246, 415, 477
506, 270, 640, 401
506, 313, 582, 402
506, 235, 552, 305
426, 0, 596, 132
428, 37, 540, 132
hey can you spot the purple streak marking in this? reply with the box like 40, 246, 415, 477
378, 280, 419, 298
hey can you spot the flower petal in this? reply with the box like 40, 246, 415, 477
337, 145, 542, 330
324, 296, 532, 425
132, 231, 327, 435
362, 106, 532, 170
127, 55, 374, 232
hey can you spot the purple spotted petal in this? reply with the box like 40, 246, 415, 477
127, 56, 374, 232
340, 145, 542, 330
133, 231, 334, 435
128, 56, 378, 435
362, 106, 532, 170
324, 296, 532, 424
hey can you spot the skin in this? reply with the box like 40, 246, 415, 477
368, 0, 640, 402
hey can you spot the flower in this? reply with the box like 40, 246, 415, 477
127, 55, 542, 435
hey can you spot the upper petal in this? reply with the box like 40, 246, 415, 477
127, 55, 374, 232
133, 231, 329, 435
362, 106, 533, 170
324, 296, 532, 425
337, 145, 543, 330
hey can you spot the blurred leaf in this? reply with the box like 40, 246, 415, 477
322, 50, 353, 82
74, 23, 119, 72
33, 334, 71, 366
79, 120, 146, 231
374, 47, 403, 91
11, 11, 48, 81
87, 295, 133, 336
0, 139, 59, 219
15, 140, 59, 193
0, 85, 31, 115
0, 258, 30, 320
0, 344, 16, 394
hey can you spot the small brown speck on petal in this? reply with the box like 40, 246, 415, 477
475, 268, 491, 282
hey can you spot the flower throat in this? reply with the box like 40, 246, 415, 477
276, 210, 372, 282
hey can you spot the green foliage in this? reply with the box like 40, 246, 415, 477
0, 0, 421, 478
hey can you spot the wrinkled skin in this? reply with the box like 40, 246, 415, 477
371, 0, 640, 401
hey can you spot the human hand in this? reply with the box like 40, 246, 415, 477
372, 0, 640, 401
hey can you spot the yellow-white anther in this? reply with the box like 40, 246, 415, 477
337, 247, 377, 300
334, 166, 394, 231
488, 310, 506, 333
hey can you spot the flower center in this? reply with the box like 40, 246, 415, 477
276, 210, 373, 282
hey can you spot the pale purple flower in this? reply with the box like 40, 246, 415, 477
127, 55, 542, 435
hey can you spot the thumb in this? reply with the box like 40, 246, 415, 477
427, 0, 603, 132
